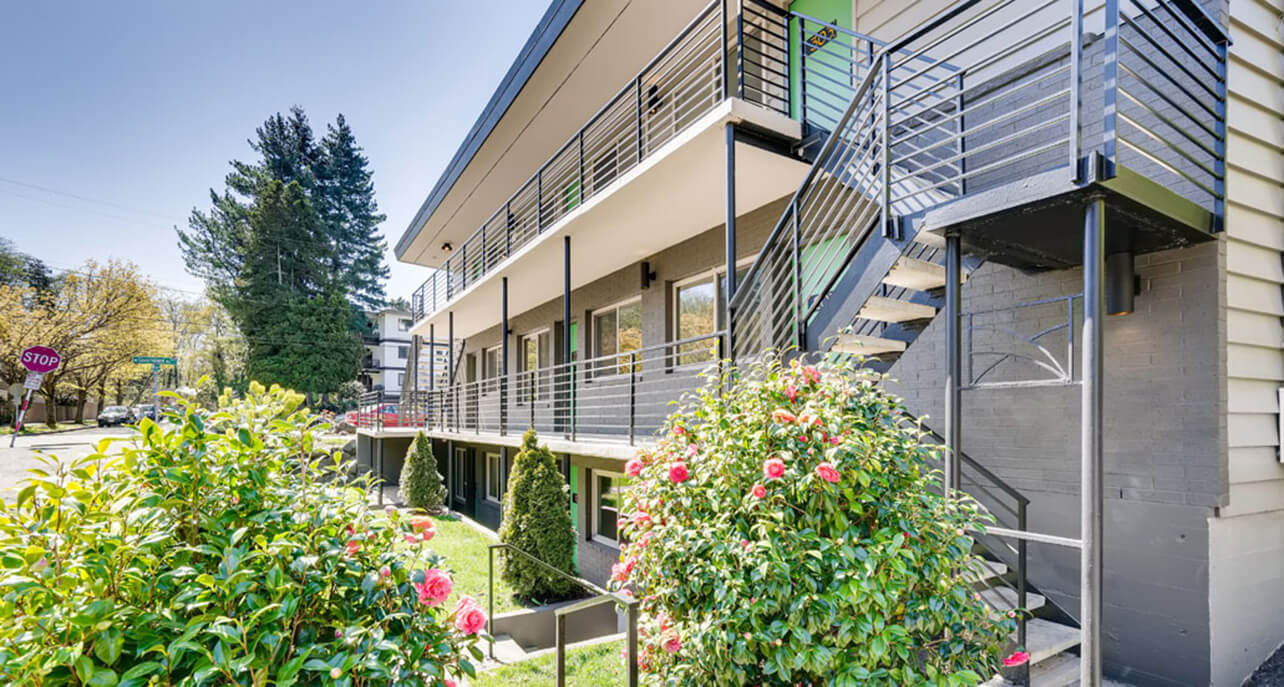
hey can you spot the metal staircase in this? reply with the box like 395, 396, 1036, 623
731, 1, 1228, 683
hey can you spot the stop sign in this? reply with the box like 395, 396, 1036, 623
20, 346, 61, 373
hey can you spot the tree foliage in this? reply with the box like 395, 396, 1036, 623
177, 107, 387, 395
497, 430, 578, 602
399, 432, 447, 511
613, 354, 1013, 685
0, 382, 486, 685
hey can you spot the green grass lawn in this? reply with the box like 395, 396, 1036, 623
472, 639, 625, 686
0, 421, 88, 435
422, 514, 527, 616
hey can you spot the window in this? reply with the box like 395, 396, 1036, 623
592, 298, 642, 375
397, 373, 405, 388
398, 318, 413, 332
453, 448, 467, 499
485, 452, 502, 503
518, 329, 551, 402
592, 471, 627, 546
673, 263, 750, 364
397, 345, 409, 360
483, 346, 501, 393
592, 150, 618, 194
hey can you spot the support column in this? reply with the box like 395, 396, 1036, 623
501, 277, 509, 435
429, 324, 435, 392
449, 312, 456, 429
1080, 196, 1105, 687
724, 123, 737, 358
563, 236, 573, 438
944, 232, 962, 497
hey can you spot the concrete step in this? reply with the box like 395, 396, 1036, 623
490, 634, 529, 664
883, 255, 948, 291
859, 295, 937, 323
980, 586, 1045, 614
966, 559, 1009, 585
1025, 618, 1081, 664
833, 334, 908, 356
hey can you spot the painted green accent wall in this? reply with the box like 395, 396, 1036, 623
788, 0, 855, 120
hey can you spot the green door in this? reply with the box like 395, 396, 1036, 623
789, 0, 855, 122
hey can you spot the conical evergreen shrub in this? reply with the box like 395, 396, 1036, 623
398, 431, 446, 510
498, 429, 577, 601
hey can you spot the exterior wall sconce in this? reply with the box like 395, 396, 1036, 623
1106, 251, 1138, 316
640, 261, 657, 290
441, 242, 453, 253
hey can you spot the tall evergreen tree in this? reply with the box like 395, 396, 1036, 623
318, 115, 389, 309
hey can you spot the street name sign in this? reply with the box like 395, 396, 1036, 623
133, 356, 177, 366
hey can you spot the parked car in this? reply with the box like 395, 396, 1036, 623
97, 405, 135, 427
133, 404, 157, 421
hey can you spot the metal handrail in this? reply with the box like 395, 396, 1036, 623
487, 542, 640, 686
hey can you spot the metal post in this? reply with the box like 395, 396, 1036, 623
879, 55, 892, 237
720, 0, 729, 100
628, 352, 637, 445
152, 366, 159, 420
1080, 196, 1105, 687
376, 436, 384, 506
501, 278, 509, 435
488, 546, 495, 660
626, 600, 639, 687
736, 0, 744, 100
1101, 0, 1119, 177
957, 72, 967, 196
636, 76, 644, 163
725, 123, 737, 357
461, 244, 467, 290
9, 389, 33, 448
537, 172, 544, 231
799, 18, 807, 123
555, 612, 567, 687
791, 202, 802, 349
944, 233, 962, 497
1069, 0, 1084, 181
1212, 40, 1227, 231
505, 201, 513, 257
449, 312, 456, 430
1017, 501, 1030, 686
429, 324, 436, 393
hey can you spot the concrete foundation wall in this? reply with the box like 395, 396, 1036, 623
886, 241, 1223, 687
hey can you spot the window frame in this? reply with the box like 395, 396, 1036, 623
452, 447, 468, 498
485, 452, 502, 504
397, 345, 409, 360
590, 470, 627, 548
590, 296, 643, 376
517, 327, 551, 404
671, 259, 752, 363
398, 318, 413, 332
482, 345, 501, 393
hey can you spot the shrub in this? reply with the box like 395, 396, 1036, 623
497, 430, 577, 602
613, 354, 1014, 686
0, 381, 485, 686
399, 431, 447, 511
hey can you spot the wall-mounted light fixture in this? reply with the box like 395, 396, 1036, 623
1106, 250, 1139, 316
441, 242, 454, 253
640, 261, 657, 290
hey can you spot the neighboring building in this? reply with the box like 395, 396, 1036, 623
359, 307, 414, 394
359, 1, 1284, 684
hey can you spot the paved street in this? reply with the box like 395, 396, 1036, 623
0, 427, 136, 503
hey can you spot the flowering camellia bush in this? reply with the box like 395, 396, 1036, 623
613, 354, 1014, 686
0, 381, 484, 686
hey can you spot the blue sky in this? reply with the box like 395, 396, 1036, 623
0, 1, 549, 303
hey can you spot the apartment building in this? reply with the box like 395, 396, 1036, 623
359, 1, 1284, 684
359, 307, 415, 394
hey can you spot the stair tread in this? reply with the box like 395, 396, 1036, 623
884, 256, 947, 291
979, 586, 1045, 614
966, 559, 1008, 583
1025, 618, 1081, 664
832, 334, 908, 356
859, 296, 937, 323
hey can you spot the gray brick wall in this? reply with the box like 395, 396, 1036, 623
886, 240, 1223, 687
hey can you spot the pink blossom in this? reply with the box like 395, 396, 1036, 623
751, 483, 766, 499
452, 596, 487, 635
403, 534, 419, 544
741, 539, 751, 549
829, 435, 840, 445
784, 385, 798, 403
444, 680, 457, 687
662, 634, 682, 654
344, 540, 361, 556
379, 566, 392, 578
801, 365, 820, 384
632, 512, 652, 528
673, 425, 686, 436
330, 667, 342, 679
410, 516, 435, 534
384, 504, 397, 516
815, 462, 841, 483
625, 457, 644, 477
668, 462, 690, 484
686, 444, 698, 458
763, 457, 786, 480
1003, 651, 1030, 667
415, 568, 454, 607
771, 408, 797, 424
611, 556, 637, 582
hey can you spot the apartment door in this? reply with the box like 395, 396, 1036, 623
452, 447, 475, 517
464, 353, 478, 429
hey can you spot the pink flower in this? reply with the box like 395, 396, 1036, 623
403, 534, 419, 544
1003, 650, 1030, 667
344, 540, 361, 556
415, 568, 454, 607
801, 365, 820, 384
797, 434, 808, 442
611, 556, 638, 582
410, 516, 435, 534
668, 462, 689, 484
751, 483, 766, 499
661, 634, 682, 654
673, 425, 686, 436
624, 457, 644, 477
444, 680, 457, 687
771, 408, 796, 424
829, 435, 840, 445
453, 596, 487, 635
741, 539, 751, 549
762, 457, 786, 480
330, 667, 342, 679
379, 566, 392, 578
686, 444, 698, 458
632, 512, 652, 529
384, 504, 397, 516
784, 385, 798, 403
815, 462, 840, 483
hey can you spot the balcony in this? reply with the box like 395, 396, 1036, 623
409, 0, 801, 329
356, 331, 725, 451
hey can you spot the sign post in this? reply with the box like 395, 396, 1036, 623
133, 356, 177, 421
12, 346, 61, 447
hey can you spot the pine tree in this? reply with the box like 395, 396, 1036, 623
399, 431, 447, 510
318, 114, 389, 310
498, 430, 578, 601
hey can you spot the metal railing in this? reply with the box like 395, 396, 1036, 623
487, 543, 640, 687
410, 0, 790, 323
730, 0, 1227, 359
359, 332, 727, 445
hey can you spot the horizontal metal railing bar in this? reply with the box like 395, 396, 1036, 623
887, 61, 1070, 138
980, 526, 1083, 549
892, 136, 1069, 204
1119, 14, 1221, 100
1126, 0, 1223, 80
1150, 0, 1225, 55
1117, 134, 1218, 198
1117, 108, 1219, 183
554, 592, 637, 617
892, 107, 1071, 179
1116, 77, 1218, 157
1117, 35, 1220, 120
886, 0, 1041, 77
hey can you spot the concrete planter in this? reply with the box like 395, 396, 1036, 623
491, 596, 620, 652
